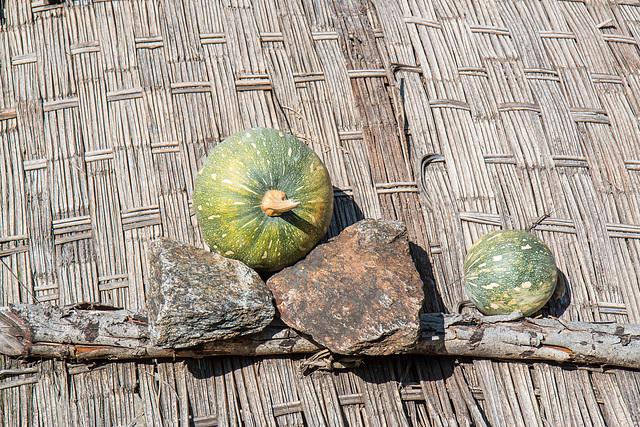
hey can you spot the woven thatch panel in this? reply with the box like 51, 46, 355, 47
2, 0, 640, 425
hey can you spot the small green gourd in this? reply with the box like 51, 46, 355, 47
463, 229, 558, 316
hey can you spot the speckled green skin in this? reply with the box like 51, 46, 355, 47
193, 128, 334, 272
463, 230, 558, 316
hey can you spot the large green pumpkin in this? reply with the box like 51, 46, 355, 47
193, 127, 334, 272
463, 229, 558, 316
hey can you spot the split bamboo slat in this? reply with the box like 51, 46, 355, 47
2, 0, 640, 425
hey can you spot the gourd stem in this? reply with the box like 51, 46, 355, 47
262, 190, 299, 217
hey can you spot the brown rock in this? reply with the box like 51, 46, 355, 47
147, 238, 275, 348
266, 219, 424, 355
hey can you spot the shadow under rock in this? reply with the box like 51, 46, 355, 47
409, 241, 446, 314
325, 193, 366, 240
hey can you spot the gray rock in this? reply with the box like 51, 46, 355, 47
147, 238, 275, 348
266, 219, 424, 356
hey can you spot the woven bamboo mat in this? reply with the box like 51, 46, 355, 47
2, 0, 640, 425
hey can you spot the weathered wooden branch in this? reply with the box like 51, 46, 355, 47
0, 304, 318, 362
416, 311, 640, 369
1, 304, 639, 369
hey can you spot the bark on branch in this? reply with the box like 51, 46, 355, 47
1, 304, 639, 369
416, 311, 640, 369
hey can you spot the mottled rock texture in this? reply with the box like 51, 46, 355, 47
267, 219, 424, 355
148, 238, 275, 348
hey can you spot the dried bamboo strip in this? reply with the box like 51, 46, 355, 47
235, 357, 276, 427
612, 370, 640, 426
17, 104, 56, 305
142, 362, 169, 427
0, 372, 39, 390
565, 369, 606, 427
496, 362, 532, 426
306, 12, 384, 220
317, 372, 349, 427
532, 363, 567, 427
473, 359, 518, 426
591, 371, 636, 426
332, 370, 365, 427
545, 365, 584, 427
225, 357, 246, 427
275, 357, 307, 425
416, 358, 458, 427
184, 359, 217, 426
451, 363, 489, 427
211, 356, 234, 427
438, 361, 472, 427
0, 360, 32, 426
0, 124, 32, 305
563, 374, 594, 427
298, 373, 331, 427
504, 363, 543, 427
157, 361, 182, 426
32, 361, 66, 426
359, 361, 409, 427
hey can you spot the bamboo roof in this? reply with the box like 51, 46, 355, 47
2, 0, 640, 425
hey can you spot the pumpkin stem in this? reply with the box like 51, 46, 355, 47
261, 190, 300, 217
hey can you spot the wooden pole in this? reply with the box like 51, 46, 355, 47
1, 304, 639, 369
416, 311, 640, 369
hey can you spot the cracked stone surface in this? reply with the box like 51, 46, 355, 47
147, 238, 275, 348
266, 219, 424, 355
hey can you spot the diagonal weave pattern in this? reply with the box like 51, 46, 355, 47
2, 0, 640, 425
